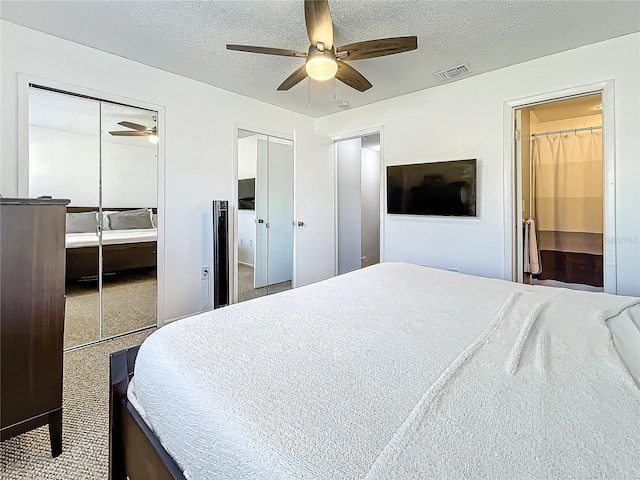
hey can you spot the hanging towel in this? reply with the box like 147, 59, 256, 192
524, 217, 542, 274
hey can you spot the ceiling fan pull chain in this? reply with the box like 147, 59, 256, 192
333, 76, 336, 100
308, 80, 312, 108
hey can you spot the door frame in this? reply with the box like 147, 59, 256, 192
502, 80, 616, 293
231, 123, 293, 304
330, 126, 386, 274
16, 73, 168, 328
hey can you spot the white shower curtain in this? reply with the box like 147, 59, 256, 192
531, 129, 603, 269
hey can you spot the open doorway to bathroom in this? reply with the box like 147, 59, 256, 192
335, 133, 382, 274
514, 93, 604, 292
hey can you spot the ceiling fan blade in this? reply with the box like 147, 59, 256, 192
335, 61, 372, 92
226, 44, 307, 57
304, 0, 334, 50
109, 131, 148, 136
337, 36, 418, 61
117, 121, 148, 131
277, 65, 309, 91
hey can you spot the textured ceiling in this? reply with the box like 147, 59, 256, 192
29, 87, 157, 147
3, 1, 639, 118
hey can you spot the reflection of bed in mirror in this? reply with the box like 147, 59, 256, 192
65, 207, 157, 281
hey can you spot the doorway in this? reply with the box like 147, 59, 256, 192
27, 86, 159, 349
514, 93, 605, 292
335, 133, 382, 274
236, 129, 294, 302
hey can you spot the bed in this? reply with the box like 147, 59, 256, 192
109, 262, 640, 479
66, 207, 157, 281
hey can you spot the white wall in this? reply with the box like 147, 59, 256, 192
317, 33, 640, 296
238, 136, 259, 180
29, 125, 157, 207
1, 20, 314, 321
238, 210, 255, 266
102, 141, 157, 208
28, 125, 99, 205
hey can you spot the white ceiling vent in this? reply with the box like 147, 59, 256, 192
434, 64, 471, 81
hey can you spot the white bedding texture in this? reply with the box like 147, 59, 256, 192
129, 263, 640, 479
65, 228, 157, 248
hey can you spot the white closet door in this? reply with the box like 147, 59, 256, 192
293, 129, 335, 287
267, 140, 294, 285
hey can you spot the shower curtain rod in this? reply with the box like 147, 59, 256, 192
531, 126, 602, 137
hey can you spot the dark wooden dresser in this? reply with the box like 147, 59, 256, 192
0, 197, 69, 457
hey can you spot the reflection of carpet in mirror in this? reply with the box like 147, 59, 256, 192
64, 271, 156, 349
237, 263, 291, 303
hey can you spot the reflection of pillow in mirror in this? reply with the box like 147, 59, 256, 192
108, 209, 153, 230
101, 211, 117, 230
66, 212, 99, 233
152, 213, 158, 228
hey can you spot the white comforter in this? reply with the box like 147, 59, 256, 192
65, 228, 157, 248
129, 263, 640, 479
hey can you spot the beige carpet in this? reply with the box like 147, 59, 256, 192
0, 328, 154, 479
65, 271, 157, 349
237, 263, 291, 303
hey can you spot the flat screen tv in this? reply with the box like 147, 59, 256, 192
238, 178, 255, 210
387, 159, 477, 216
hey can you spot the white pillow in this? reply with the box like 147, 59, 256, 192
66, 211, 99, 233
107, 208, 154, 230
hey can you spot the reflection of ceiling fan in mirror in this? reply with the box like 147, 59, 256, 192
109, 121, 159, 144
226, 0, 417, 92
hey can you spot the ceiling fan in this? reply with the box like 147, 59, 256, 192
226, 0, 417, 92
109, 121, 159, 144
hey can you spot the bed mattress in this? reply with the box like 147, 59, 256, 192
65, 228, 157, 248
128, 263, 640, 479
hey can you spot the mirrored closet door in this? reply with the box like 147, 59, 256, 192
237, 130, 294, 302
28, 86, 158, 349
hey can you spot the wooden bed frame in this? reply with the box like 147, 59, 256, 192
109, 346, 185, 480
66, 207, 157, 282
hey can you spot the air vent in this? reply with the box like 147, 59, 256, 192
434, 64, 471, 81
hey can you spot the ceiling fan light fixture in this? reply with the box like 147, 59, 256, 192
305, 54, 338, 81
226, 0, 417, 92
148, 134, 159, 145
